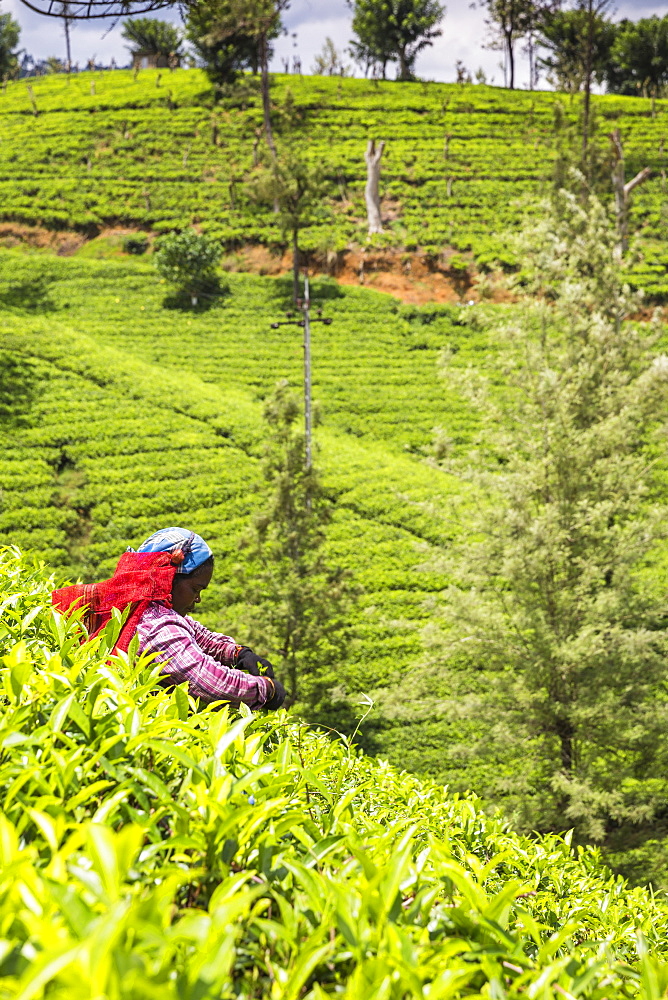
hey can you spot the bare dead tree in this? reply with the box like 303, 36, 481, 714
610, 129, 651, 254
364, 139, 384, 235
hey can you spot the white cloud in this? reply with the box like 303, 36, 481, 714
5, 0, 668, 79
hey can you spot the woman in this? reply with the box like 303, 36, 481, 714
52, 526, 285, 711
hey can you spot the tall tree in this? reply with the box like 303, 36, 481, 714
538, 0, 615, 161
606, 15, 668, 97
538, 2, 615, 94
186, 7, 260, 87
0, 9, 20, 80
247, 146, 328, 303
121, 17, 183, 60
429, 188, 668, 840
54, 2, 73, 70
237, 380, 353, 711
580, 0, 613, 158
187, 0, 288, 155
476, 0, 543, 90
348, 0, 445, 81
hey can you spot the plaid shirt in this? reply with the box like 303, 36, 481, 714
137, 602, 270, 710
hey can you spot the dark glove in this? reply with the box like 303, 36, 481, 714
264, 677, 286, 711
236, 646, 275, 678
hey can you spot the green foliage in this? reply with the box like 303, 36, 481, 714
121, 17, 183, 59
538, 6, 616, 93
348, 0, 445, 80
428, 189, 668, 840
185, 1, 264, 86
1, 544, 668, 996
0, 10, 20, 80
154, 229, 221, 303
237, 381, 354, 711
607, 16, 668, 98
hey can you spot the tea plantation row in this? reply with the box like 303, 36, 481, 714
1, 544, 668, 998
1, 71, 667, 295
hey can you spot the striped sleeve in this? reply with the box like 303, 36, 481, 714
185, 616, 239, 665
137, 604, 269, 710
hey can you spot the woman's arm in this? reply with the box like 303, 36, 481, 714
185, 616, 241, 666
137, 605, 269, 709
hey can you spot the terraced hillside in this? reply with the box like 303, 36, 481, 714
1, 70, 667, 295
0, 249, 488, 726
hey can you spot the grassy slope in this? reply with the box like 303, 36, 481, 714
0, 70, 667, 293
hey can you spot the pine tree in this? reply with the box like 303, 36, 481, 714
429, 186, 668, 841
237, 380, 353, 712
187, 0, 288, 153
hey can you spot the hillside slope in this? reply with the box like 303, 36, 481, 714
0, 70, 667, 296
0, 544, 667, 999
0, 250, 477, 704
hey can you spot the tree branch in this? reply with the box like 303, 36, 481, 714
624, 167, 652, 198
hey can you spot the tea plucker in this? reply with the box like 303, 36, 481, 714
52, 526, 285, 711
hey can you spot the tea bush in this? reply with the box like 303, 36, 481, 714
1, 544, 668, 998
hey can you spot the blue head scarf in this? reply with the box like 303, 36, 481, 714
133, 527, 213, 574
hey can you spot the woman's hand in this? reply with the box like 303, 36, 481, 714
236, 646, 275, 678
264, 678, 286, 710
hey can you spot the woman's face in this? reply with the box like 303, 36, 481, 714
171, 561, 214, 616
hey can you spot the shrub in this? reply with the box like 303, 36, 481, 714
123, 233, 149, 255
154, 229, 221, 306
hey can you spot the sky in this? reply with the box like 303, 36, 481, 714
5, 0, 668, 83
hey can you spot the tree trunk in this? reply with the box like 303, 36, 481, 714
398, 46, 410, 81
506, 32, 515, 90
582, 0, 594, 162
63, 7, 72, 72
364, 139, 385, 235
556, 717, 574, 773
292, 226, 300, 304
528, 33, 535, 90
259, 32, 277, 160
610, 129, 651, 255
